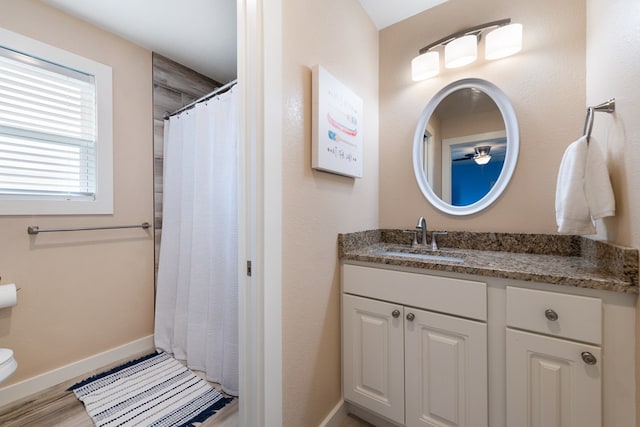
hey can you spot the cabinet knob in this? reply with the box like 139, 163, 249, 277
392, 309, 401, 318
544, 309, 559, 321
581, 351, 597, 365
406, 312, 415, 321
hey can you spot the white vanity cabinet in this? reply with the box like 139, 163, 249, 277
342, 264, 488, 427
342, 263, 637, 427
505, 286, 603, 427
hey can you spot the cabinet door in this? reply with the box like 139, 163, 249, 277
343, 294, 405, 424
405, 307, 488, 427
506, 328, 601, 427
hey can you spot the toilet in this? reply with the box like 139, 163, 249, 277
0, 349, 17, 384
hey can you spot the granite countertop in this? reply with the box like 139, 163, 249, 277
338, 230, 639, 294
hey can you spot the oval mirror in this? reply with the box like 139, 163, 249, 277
413, 78, 519, 215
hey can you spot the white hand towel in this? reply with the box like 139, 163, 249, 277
556, 136, 592, 234
555, 135, 615, 235
585, 136, 615, 220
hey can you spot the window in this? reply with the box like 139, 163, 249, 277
0, 28, 112, 215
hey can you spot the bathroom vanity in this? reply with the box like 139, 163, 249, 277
339, 230, 638, 427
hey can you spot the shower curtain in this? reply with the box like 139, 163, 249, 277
154, 86, 239, 396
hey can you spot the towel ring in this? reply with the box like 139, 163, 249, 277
583, 98, 615, 143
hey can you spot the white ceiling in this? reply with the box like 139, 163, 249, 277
41, 0, 237, 83
358, 0, 448, 29
40, 0, 444, 82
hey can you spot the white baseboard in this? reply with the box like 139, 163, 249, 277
0, 335, 154, 408
319, 399, 346, 427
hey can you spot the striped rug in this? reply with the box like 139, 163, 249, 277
69, 351, 233, 427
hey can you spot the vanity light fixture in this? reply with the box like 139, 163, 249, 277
411, 18, 523, 81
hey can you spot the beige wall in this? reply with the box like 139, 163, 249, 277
379, 0, 586, 232
281, 0, 379, 424
586, 0, 640, 248
0, 1, 154, 385
439, 109, 504, 140
585, 0, 640, 422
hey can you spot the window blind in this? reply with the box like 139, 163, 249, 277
0, 46, 97, 199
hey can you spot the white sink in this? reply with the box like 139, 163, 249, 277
375, 249, 464, 264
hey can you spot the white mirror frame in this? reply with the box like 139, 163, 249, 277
412, 78, 519, 215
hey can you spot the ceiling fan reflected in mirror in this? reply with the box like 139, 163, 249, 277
453, 145, 492, 165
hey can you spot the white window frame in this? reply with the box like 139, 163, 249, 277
0, 27, 113, 215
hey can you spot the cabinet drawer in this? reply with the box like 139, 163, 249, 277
506, 286, 602, 345
342, 264, 486, 321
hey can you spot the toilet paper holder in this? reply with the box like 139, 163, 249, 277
0, 278, 20, 292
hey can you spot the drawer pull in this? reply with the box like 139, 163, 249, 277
544, 309, 559, 321
581, 351, 597, 365
392, 309, 401, 318
406, 312, 415, 322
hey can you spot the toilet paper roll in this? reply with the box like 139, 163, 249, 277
0, 284, 17, 309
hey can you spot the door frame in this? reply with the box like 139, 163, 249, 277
237, 0, 283, 425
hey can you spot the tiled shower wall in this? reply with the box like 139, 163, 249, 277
152, 53, 221, 280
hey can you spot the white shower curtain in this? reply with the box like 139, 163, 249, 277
154, 86, 239, 396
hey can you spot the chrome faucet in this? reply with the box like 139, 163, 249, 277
416, 216, 428, 246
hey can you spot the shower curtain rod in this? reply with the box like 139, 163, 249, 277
164, 79, 238, 119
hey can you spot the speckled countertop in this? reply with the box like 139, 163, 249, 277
338, 229, 639, 294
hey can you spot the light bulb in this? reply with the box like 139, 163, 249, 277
411, 51, 439, 81
485, 23, 523, 60
445, 35, 477, 68
473, 154, 491, 165
473, 146, 491, 164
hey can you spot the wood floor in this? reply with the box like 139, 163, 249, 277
0, 378, 238, 427
0, 393, 377, 427
0, 352, 238, 427
0, 380, 372, 427
0, 381, 371, 427
0, 361, 370, 427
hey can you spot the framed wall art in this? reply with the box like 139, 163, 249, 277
312, 65, 363, 178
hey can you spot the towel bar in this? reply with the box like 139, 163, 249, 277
27, 222, 151, 235
583, 98, 615, 142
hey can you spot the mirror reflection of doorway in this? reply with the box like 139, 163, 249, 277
442, 131, 506, 205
